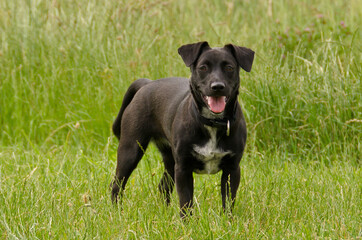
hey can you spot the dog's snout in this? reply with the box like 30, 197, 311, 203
211, 82, 225, 91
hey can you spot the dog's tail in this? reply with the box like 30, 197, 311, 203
112, 78, 152, 140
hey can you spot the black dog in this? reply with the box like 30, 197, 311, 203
111, 41, 254, 218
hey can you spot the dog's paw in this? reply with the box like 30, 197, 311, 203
110, 183, 120, 204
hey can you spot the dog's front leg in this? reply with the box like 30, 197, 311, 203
175, 165, 194, 218
221, 165, 241, 212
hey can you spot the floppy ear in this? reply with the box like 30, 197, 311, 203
224, 44, 255, 72
178, 41, 210, 67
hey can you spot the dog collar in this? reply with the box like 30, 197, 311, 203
199, 116, 230, 136
199, 115, 227, 128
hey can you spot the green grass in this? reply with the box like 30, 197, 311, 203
0, 0, 361, 238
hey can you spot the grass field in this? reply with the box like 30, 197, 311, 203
0, 0, 361, 238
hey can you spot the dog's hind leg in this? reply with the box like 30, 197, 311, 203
111, 136, 150, 203
156, 144, 175, 205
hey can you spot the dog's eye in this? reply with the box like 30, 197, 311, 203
225, 65, 234, 72
199, 65, 208, 72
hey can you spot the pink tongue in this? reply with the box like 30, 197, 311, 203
207, 96, 226, 113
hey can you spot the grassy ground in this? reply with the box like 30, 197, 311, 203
0, 0, 361, 238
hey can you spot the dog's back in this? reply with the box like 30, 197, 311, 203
112, 77, 190, 140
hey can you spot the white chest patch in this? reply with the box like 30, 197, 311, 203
192, 126, 233, 174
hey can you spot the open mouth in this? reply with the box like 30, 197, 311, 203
203, 96, 227, 114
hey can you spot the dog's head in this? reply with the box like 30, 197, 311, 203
178, 41, 254, 117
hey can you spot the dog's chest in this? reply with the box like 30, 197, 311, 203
192, 126, 232, 174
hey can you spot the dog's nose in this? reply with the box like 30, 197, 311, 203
211, 82, 225, 91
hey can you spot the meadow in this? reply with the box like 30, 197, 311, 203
0, 0, 361, 238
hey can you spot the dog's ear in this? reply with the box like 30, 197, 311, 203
224, 44, 255, 72
178, 41, 210, 67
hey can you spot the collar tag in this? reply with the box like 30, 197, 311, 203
226, 120, 230, 136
